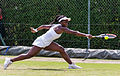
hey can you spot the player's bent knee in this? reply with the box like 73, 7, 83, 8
59, 47, 65, 53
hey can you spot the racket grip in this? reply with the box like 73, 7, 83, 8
92, 36, 96, 38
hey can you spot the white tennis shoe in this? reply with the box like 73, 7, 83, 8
68, 63, 82, 69
4, 58, 12, 70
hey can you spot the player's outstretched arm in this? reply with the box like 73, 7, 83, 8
30, 25, 52, 33
60, 27, 92, 38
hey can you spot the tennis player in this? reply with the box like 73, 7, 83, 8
4, 15, 93, 69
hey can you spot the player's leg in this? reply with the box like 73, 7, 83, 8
44, 42, 82, 69
4, 46, 42, 70
11, 46, 43, 62
44, 42, 72, 64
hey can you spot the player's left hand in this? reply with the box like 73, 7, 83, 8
30, 27, 38, 33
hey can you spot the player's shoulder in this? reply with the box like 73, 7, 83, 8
58, 26, 69, 31
52, 24, 69, 30
52, 24, 62, 28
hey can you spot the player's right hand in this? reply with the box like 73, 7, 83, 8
86, 34, 93, 39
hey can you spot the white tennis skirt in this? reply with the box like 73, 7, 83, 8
32, 36, 52, 48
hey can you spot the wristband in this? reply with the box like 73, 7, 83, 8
33, 28, 38, 32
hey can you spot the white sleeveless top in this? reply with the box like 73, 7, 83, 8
32, 24, 62, 48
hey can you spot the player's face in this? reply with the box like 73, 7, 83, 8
60, 20, 69, 27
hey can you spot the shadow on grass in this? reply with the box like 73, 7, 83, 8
31, 68, 67, 71
31, 68, 82, 71
7, 68, 81, 71
7, 68, 67, 71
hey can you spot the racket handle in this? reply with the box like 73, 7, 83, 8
92, 36, 96, 38
92, 36, 103, 38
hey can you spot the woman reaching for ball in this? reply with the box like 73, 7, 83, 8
4, 15, 93, 69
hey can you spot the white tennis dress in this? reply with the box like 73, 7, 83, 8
32, 24, 62, 48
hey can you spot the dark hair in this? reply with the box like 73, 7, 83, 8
50, 15, 65, 25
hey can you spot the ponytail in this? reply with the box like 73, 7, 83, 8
49, 15, 65, 25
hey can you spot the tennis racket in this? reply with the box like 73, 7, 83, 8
92, 34, 117, 39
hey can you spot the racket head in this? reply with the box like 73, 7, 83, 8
105, 34, 117, 39
93, 34, 117, 39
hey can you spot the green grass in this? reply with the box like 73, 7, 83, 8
0, 57, 120, 76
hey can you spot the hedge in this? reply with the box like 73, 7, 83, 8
1, 0, 119, 49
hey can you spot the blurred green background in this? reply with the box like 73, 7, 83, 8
0, 0, 120, 49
